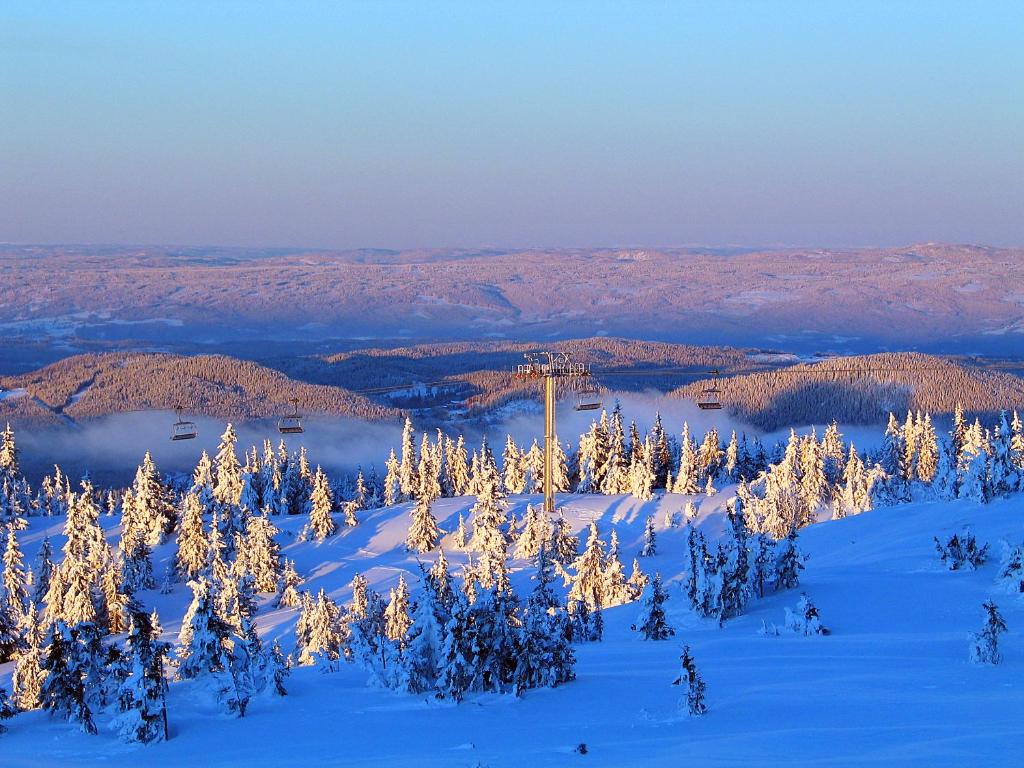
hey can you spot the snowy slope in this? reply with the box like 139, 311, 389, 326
2, 491, 1023, 767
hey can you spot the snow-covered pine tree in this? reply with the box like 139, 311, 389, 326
297, 589, 348, 668
41, 620, 99, 734
213, 424, 244, 511
174, 492, 208, 582
568, 522, 607, 611
468, 440, 509, 558
969, 600, 1007, 665
718, 499, 751, 623
627, 558, 649, 600
120, 511, 156, 594
406, 494, 441, 553
12, 604, 46, 710
774, 529, 805, 591
548, 513, 579, 565
243, 513, 282, 592
396, 571, 448, 694
33, 536, 55, 605
276, 558, 304, 608
131, 452, 175, 546
383, 448, 401, 507
511, 587, 576, 695
602, 531, 631, 608
112, 606, 170, 743
513, 503, 552, 560
632, 573, 674, 640
672, 645, 707, 716
398, 417, 418, 501
349, 573, 369, 620
674, 423, 700, 495
2, 523, 28, 618
748, 532, 775, 599
452, 512, 469, 549
502, 435, 526, 495
640, 515, 657, 557
307, 466, 337, 542
175, 577, 232, 680
416, 433, 441, 503
445, 435, 471, 497
384, 575, 413, 645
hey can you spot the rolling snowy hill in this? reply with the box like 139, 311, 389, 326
2, 489, 1022, 767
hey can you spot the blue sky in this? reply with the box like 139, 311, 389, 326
1, 1, 1021, 249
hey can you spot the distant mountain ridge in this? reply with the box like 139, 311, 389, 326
2, 243, 1023, 359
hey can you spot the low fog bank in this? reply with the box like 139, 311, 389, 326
12, 392, 889, 487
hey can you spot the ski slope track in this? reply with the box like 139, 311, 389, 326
2, 491, 1022, 767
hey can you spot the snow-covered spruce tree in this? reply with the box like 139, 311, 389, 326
384, 575, 413, 645
120, 512, 156, 594
406, 494, 441, 553
969, 601, 1007, 665
468, 441, 509, 559
445, 435, 471, 497
548, 513, 580, 566
997, 543, 1024, 594
213, 424, 244, 511
398, 417, 418, 501
417, 433, 441, 503
296, 589, 348, 668
0, 686, 13, 733
307, 466, 337, 542
276, 558, 304, 608
568, 522, 607, 611
718, 499, 751, 624
672, 645, 707, 716
176, 577, 231, 679
243, 513, 282, 592
674, 423, 700, 495
12, 605, 46, 710
514, 503, 553, 560
748, 533, 775, 599
0, 598, 22, 662
600, 408, 629, 495
435, 590, 475, 701
383, 448, 401, 507
349, 572, 369, 620
131, 452, 176, 546
627, 558, 649, 600
632, 573, 674, 640
502, 435, 526, 495
512, 586, 576, 695
2, 523, 28, 618
774, 528, 805, 591
602, 532, 632, 608
934, 530, 989, 571
640, 515, 657, 557
396, 570, 448, 695
33, 536, 55, 605
101, 561, 131, 634
174, 492, 208, 582
112, 606, 170, 744
41, 620, 99, 735
785, 594, 829, 636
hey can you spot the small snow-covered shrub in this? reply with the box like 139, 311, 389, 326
935, 531, 989, 571
784, 594, 829, 636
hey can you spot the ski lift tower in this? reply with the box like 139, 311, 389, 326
513, 352, 593, 515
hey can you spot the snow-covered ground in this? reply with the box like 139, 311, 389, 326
2, 491, 1022, 767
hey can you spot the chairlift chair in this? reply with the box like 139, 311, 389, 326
170, 407, 198, 441
278, 398, 305, 434
575, 386, 602, 412
696, 370, 723, 411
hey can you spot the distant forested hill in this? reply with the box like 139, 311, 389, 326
0, 353, 399, 426
672, 353, 1024, 429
